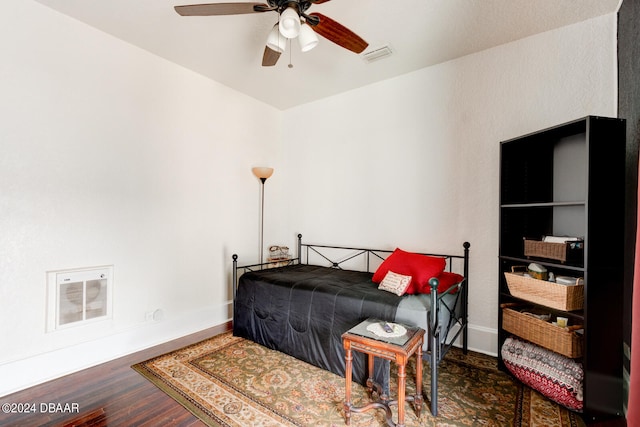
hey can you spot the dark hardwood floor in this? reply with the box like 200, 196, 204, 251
0, 320, 627, 426
0, 322, 231, 427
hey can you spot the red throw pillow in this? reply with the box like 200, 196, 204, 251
372, 248, 446, 294
416, 271, 464, 294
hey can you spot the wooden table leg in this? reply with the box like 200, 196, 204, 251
344, 343, 353, 425
415, 345, 423, 414
366, 353, 375, 395
397, 362, 406, 427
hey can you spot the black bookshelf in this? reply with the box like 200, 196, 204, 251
497, 116, 626, 423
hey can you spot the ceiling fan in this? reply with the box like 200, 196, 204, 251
174, 1, 369, 66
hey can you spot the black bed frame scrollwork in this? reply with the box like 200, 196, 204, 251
232, 233, 470, 416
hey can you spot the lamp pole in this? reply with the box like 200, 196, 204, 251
252, 167, 274, 265
258, 177, 266, 265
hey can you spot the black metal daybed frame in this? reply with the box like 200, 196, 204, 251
232, 234, 470, 417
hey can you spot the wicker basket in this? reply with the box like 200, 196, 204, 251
523, 239, 583, 263
502, 306, 583, 358
504, 269, 583, 311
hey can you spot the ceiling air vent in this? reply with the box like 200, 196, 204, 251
362, 45, 393, 63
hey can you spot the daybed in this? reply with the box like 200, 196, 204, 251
232, 234, 470, 416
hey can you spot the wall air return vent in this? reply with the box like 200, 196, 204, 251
46, 266, 113, 332
362, 44, 393, 63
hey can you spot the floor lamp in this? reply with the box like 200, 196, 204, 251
252, 167, 274, 266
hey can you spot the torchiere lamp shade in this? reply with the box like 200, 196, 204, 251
252, 167, 274, 182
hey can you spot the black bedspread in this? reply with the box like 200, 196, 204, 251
233, 264, 403, 389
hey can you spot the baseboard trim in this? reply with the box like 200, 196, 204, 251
1, 310, 499, 397
0, 303, 232, 397
466, 323, 498, 357
446, 323, 498, 357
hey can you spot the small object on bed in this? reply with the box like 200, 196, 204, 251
267, 245, 290, 261
266, 245, 292, 267
378, 270, 412, 296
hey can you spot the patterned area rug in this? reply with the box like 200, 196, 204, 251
132, 332, 584, 427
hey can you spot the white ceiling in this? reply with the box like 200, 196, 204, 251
32, 0, 621, 110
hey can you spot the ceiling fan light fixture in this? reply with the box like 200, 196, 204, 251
279, 7, 301, 39
266, 24, 286, 53
298, 23, 318, 52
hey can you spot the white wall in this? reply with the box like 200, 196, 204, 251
0, 1, 619, 396
279, 14, 619, 355
0, 0, 281, 395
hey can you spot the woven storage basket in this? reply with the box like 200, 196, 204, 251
502, 307, 583, 358
504, 269, 584, 311
523, 239, 583, 263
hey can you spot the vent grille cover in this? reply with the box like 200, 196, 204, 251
46, 266, 113, 332
362, 45, 393, 63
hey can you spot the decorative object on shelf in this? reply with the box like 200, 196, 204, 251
543, 235, 583, 244
504, 266, 584, 311
501, 305, 583, 358
252, 166, 274, 266
527, 263, 548, 280
523, 237, 584, 263
555, 276, 584, 286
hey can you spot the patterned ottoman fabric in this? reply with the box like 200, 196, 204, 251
501, 336, 583, 412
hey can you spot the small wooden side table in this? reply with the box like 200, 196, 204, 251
342, 318, 425, 427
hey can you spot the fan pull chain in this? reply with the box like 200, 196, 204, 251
288, 38, 293, 68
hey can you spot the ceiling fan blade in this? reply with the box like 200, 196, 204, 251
262, 46, 281, 66
307, 12, 368, 54
174, 3, 270, 16
311, 0, 332, 3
